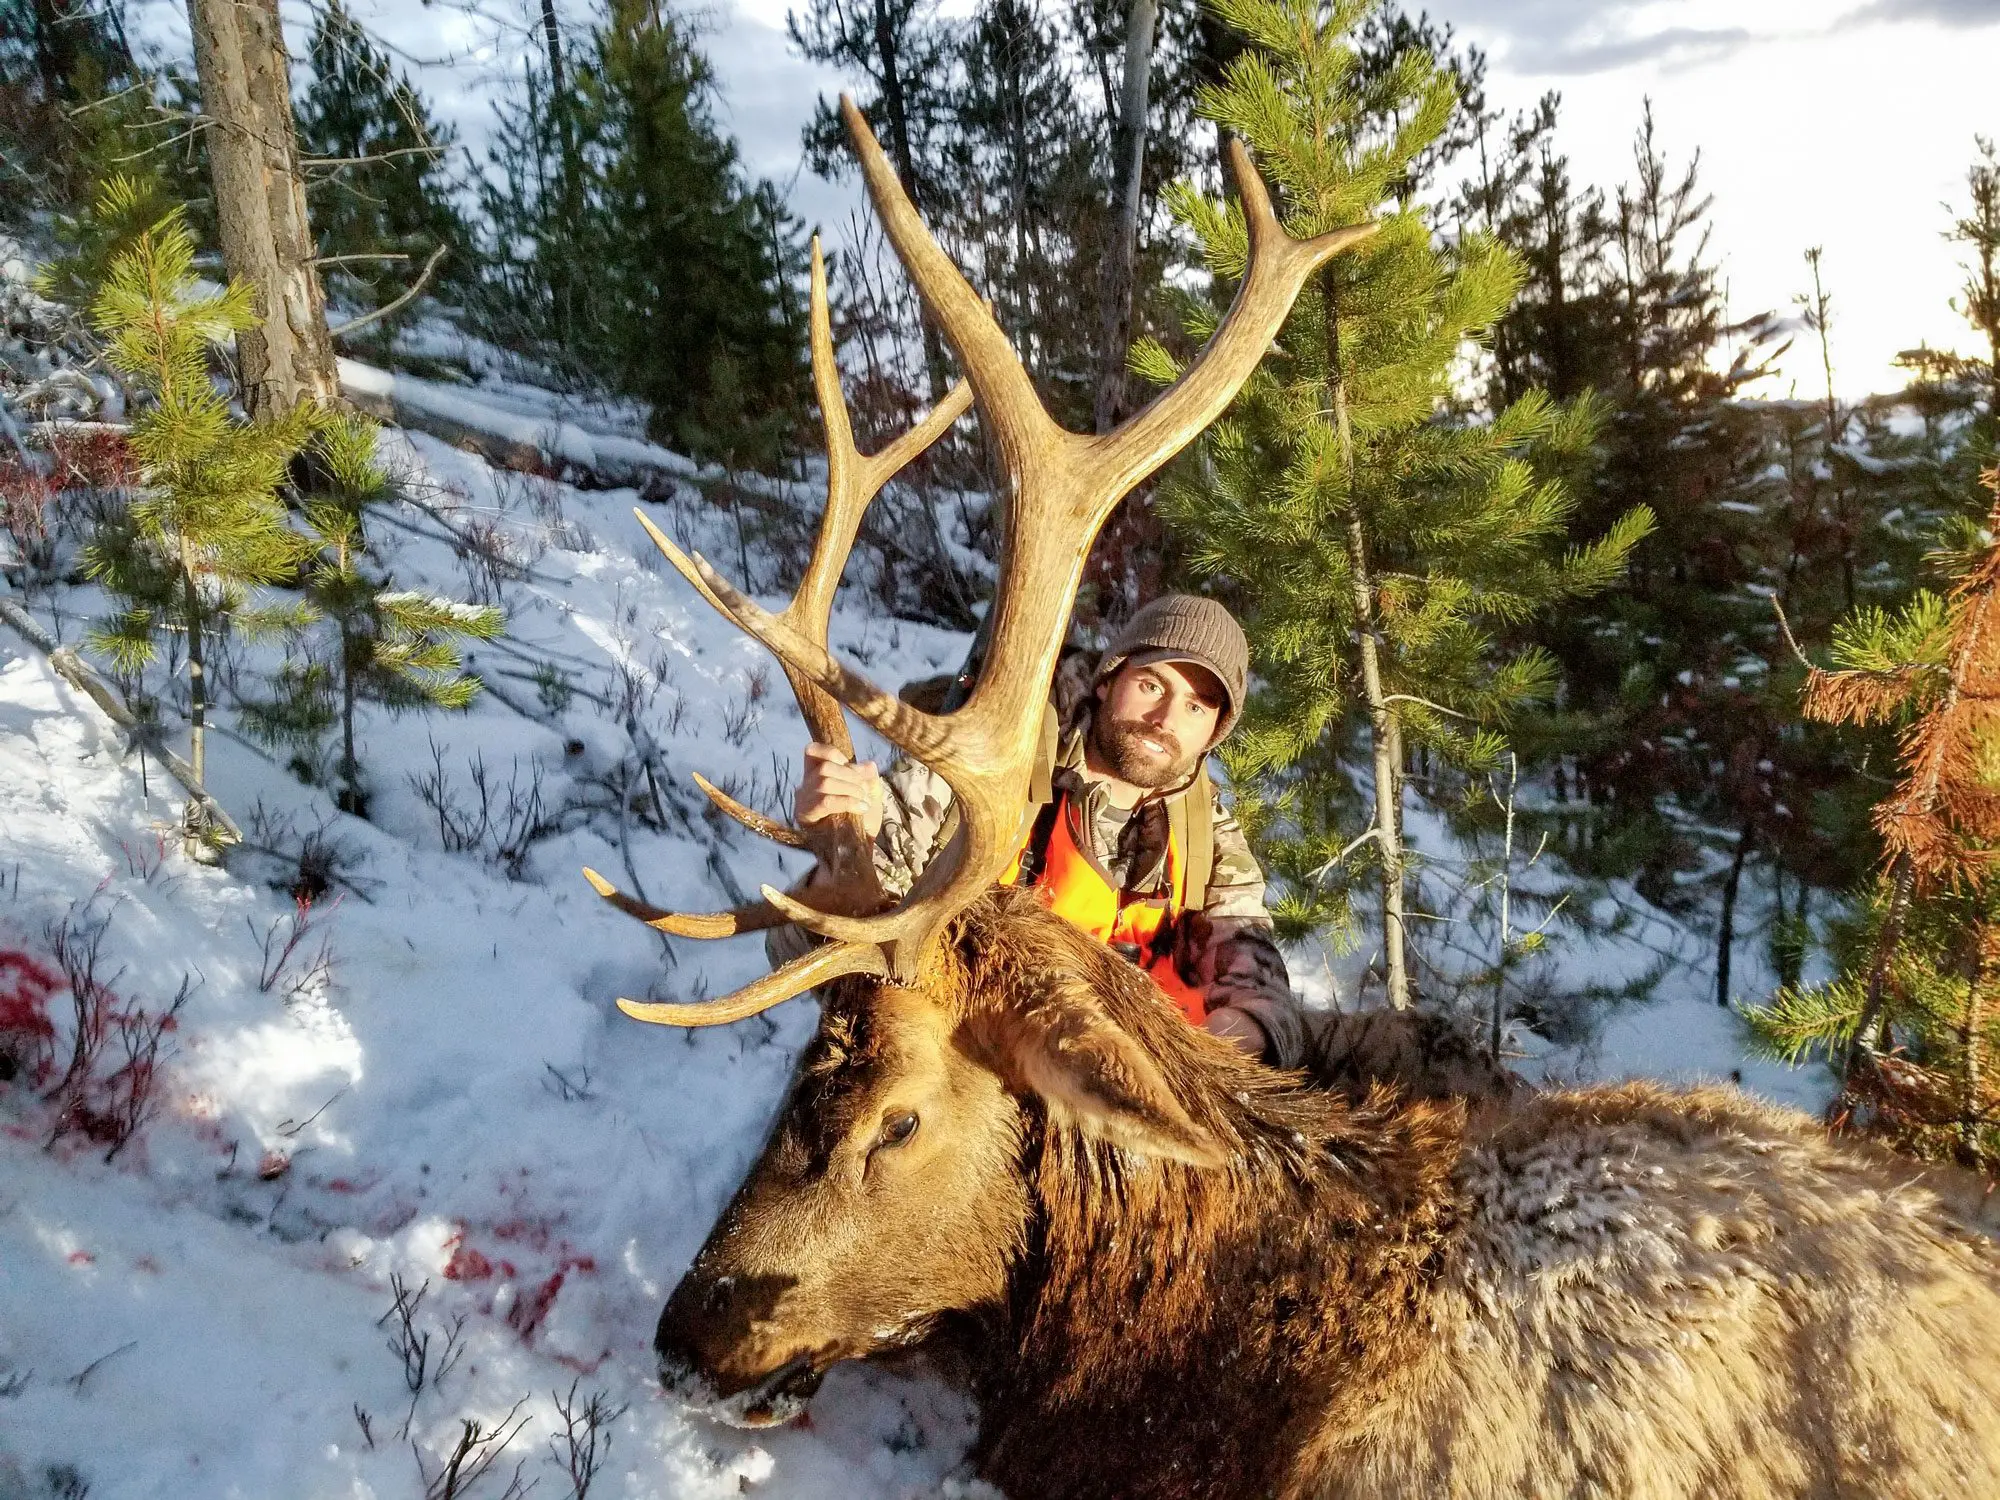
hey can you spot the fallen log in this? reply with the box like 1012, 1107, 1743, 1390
337, 358, 796, 502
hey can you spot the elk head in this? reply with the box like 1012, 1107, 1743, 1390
582, 95, 1375, 1421
651, 889, 1243, 1425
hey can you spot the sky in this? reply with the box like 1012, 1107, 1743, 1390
139, 0, 2000, 402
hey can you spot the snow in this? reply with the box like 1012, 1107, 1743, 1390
0, 368, 1828, 1497
1291, 793, 1832, 1117
0, 412, 982, 1497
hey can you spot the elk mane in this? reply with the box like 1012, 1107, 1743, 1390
940, 890, 1465, 1496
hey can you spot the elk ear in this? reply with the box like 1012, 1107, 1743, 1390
990, 988, 1224, 1169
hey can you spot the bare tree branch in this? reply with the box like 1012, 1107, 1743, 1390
330, 244, 450, 339
302, 144, 449, 169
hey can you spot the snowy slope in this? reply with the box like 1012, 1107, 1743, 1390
0, 425, 990, 1498
0, 388, 1828, 1497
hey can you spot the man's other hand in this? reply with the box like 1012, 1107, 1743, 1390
1205, 1006, 1268, 1060
795, 742, 885, 839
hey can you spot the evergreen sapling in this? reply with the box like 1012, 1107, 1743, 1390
243, 414, 502, 815
1136, 0, 1650, 1007
1747, 466, 2000, 1171
72, 179, 317, 848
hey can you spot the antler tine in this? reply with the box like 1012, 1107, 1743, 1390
615, 940, 889, 1028
693, 772, 808, 849
596, 250, 971, 969
581, 867, 788, 937
1084, 138, 1379, 504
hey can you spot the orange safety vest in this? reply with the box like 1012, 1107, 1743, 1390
1000, 792, 1209, 1026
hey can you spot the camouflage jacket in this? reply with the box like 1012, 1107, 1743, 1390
770, 709, 1304, 1068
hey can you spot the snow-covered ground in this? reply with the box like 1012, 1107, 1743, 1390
0, 378, 1828, 1498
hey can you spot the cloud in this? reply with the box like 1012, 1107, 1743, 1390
1510, 26, 1757, 75
1840, 0, 2000, 28
1442, 2, 1763, 76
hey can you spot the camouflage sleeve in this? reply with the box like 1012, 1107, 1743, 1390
1186, 789, 1306, 1070
764, 755, 956, 970
872, 756, 956, 898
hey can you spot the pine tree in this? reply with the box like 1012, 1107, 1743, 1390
1507, 105, 1830, 1008
0, 0, 166, 223
242, 415, 501, 815
474, 0, 804, 464
1456, 91, 1621, 411
945, 0, 1111, 428
584, 0, 806, 463
71, 179, 317, 844
789, 0, 958, 396
36, 149, 183, 309
475, 42, 586, 365
1746, 467, 2000, 1171
1137, 0, 1650, 1006
294, 0, 470, 330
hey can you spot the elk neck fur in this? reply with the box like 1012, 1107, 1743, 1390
936, 889, 1467, 1500
930, 890, 2000, 1500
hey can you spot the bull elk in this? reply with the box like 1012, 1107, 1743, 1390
585, 98, 2000, 1499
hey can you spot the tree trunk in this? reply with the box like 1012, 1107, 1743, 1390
539, 0, 584, 240
32, 0, 82, 102
1092, 0, 1158, 434
1325, 269, 1409, 1009
1772, 863, 1809, 991
178, 540, 207, 791
1716, 818, 1754, 1007
187, 0, 338, 418
339, 619, 360, 812
1962, 931, 1990, 1160
539, 0, 566, 92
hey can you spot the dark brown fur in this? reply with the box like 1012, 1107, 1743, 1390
657, 889, 2000, 1499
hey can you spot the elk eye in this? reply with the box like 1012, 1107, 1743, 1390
878, 1111, 919, 1148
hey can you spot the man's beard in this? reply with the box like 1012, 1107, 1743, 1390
1090, 713, 1202, 790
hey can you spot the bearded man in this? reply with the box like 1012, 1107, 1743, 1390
774, 595, 1304, 1067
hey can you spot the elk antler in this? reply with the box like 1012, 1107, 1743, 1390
612, 96, 1377, 1024
582, 235, 972, 942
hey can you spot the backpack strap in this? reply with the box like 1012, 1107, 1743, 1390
1029, 700, 1059, 807
1171, 760, 1216, 913
1011, 702, 1063, 882
1014, 796, 1064, 886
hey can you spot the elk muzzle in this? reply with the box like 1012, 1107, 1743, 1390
655, 1268, 834, 1427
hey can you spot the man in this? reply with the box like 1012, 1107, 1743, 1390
774, 594, 1305, 1068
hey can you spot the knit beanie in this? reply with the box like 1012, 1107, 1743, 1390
1093, 594, 1250, 744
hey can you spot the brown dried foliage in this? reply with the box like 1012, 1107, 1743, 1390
1803, 468, 2000, 892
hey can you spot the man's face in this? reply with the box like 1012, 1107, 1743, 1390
1090, 659, 1227, 790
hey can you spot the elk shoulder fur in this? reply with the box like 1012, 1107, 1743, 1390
938, 890, 2000, 1500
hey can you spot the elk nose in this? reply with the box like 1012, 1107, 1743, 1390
656, 1341, 699, 1394
655, 1275, 733, 1388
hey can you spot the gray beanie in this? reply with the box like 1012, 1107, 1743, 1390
1093, 593, 1250, 744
